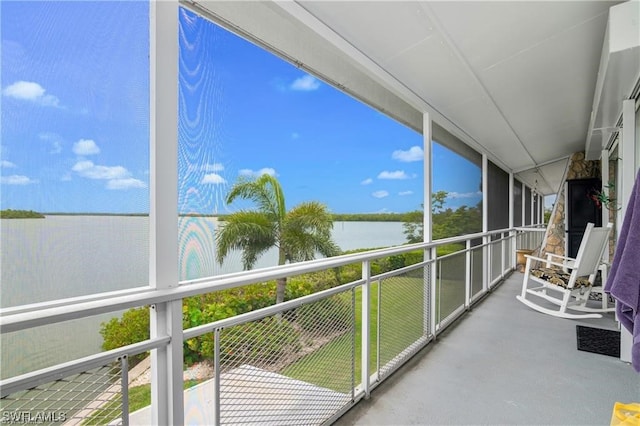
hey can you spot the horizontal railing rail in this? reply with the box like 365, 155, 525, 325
0, 337, 170, 398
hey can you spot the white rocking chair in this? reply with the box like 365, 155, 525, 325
516, 222, 613, 319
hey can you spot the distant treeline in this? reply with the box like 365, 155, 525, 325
189, 213, 408, 221
44, 212, 149, 217
0, 209, 45, 219
331, 213, 407, 222
15, 212, 409, 222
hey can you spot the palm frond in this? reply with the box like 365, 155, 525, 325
282, 201, 340, 262
215, 210, 276, 269
219, 177, 340, 280
225, 175, 286, 222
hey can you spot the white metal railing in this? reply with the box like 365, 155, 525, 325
0, 227, 540, 425
514, 225, 546, 251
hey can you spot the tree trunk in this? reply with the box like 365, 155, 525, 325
276, 247, 287, 304
276, 277, 287, 305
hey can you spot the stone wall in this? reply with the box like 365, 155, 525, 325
541, 152, 601, 257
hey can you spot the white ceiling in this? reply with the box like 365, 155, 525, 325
191, 0, 638, 196
287, 1, 621, 195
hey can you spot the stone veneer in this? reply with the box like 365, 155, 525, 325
541, 152, 601, 257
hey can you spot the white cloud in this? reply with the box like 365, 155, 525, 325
4, 81, 44, 99
73, 139, 100, 156
361, 178, 373, 185
239, 168, 277, 177
39, 132, 56, 140
290, 75, 320, 91
378, 170, 409, 180
39, 132, 63, 154
372, 190, 389, 199
71, 160, 146, 190
392, 146, 424, 162
1, 175, 37, 185
202, 173, 226, 184
399, 190, 413, 196
1, 160, 17, 168
447, 191, 482, 199
2, 81, 60, 107
72, 160, 129, 180
106, 178, 147, 190
203, 163, 224, 172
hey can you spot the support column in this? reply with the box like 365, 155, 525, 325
423, 113, 434, 336
601, 148, 610, 243
423, 113, 432, 244
509, 173, 515, 268
618, 99, 636, 364
482, 154, 488, 290
150, 2, 182, 424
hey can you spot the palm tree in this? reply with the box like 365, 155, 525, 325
216, 174, 340, 304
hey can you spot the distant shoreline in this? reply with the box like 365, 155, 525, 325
2, 212, 411, 222
0, 209, 45, 219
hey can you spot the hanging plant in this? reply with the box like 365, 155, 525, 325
586, 182, 619, 210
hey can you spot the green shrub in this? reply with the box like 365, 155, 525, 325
182, 282, 278, 363
200, 317, 300, 366
404, 250, 424, 266
100, 307, 150, 366
436, 243, 465, 257
336, 263, 361, 284
286, 270, 339, 299
101, 262, 385, 366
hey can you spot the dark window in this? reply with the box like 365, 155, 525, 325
513, 180, 523, 226
487, 161, 509, 231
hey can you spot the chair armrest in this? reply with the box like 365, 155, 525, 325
545, 253, 575, 268
545, 253, 576, 262
524, 254, 573, 270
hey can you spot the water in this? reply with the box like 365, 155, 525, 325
1, 216, 406, 378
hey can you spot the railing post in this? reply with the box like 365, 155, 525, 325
121, 356, 129, 426
483, 236, 489, 292
511, 230, 517, 270
214, 328, 221, 426
376, 277, 381, 376
151, 301, 183, 425
423, 250, 430, 336
501, 233, 506, 277
361, 260, 371, 398
465, 239, 471, 308
429, 247, 438, 337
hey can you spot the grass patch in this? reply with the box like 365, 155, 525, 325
283, 275, 426, 392
82, 380, 202, 425
283, 270, 467, 392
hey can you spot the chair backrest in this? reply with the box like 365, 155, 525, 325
573, 222, 613, 277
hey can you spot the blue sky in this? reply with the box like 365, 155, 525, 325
1, 3, 482, 215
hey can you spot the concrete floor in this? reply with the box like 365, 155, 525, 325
336, 273, 639, 426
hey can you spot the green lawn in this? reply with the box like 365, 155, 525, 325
283, 275, 430, 392
282, 271, 467, 393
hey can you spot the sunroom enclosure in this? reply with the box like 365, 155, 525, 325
2, 1, 639, 425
